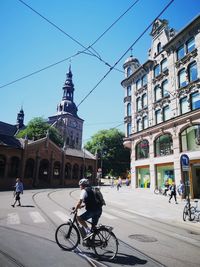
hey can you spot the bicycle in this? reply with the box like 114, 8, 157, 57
189, 200, 200, 222
154, 187, 170, 196
55, 208, 118, 260
183, 200, 195, 221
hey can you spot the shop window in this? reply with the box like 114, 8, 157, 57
180, 97, 189, 114
161, 58, 167, 72
9, 157, 20, 177
156, 165, 174, 189
163, 105, 171, 121
178, 68, 187, 88
155, 109, 162, 124
155, 134, 173, 157
181, 125, 200, 152
127, 103, 131, 116
136, 166, 150, 188
127, 86, 131, 96
186, 37, 195, 53
188, 61, 198, 82
127, 123, 131, 136
191, 91, 200, 110
177, 45, 185, 60
136, 140, 149, 159
0, 155, 6, 178
154, 64, 160, 78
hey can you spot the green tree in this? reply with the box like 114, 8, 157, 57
84, 129, 130, 177
16, 117, 64, 147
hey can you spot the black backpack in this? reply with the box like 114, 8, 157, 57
85, 187, 106, 210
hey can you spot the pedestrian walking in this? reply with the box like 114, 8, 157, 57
177, 180, 185, 198
168, 181, 178, 204
117, 177, 122, 191
11, 178, 23, 207
125, 177, 130, 186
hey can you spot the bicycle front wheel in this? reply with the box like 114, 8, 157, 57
92, 227, 118, 260
55, 223, 80, 251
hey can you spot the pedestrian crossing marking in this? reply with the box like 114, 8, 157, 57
29, 211, 46, 223
53, 211, 69, 222
7, 213, 20, 225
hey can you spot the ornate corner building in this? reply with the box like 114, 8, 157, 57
121, 15, 200, 198
0, 67, 96, 190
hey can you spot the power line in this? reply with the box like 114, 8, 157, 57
77, 0, 175, 107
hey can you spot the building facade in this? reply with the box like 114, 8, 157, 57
121, 15, 200, 198
0, 67, 96, 190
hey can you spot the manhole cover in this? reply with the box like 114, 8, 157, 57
129, 234, 157, 242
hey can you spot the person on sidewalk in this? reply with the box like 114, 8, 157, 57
168, 181, 178, 204
11, 178, 23, 207
117, 177, 122, 191
177, 180, 185, 198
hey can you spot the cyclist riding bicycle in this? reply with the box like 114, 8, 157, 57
74, 178, 103, 240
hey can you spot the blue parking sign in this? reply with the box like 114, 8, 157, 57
180, 154, 190, 171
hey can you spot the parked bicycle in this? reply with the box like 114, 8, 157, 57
55, 208, 118, 260
183, 200, 200, 222
154, 187, 170, 196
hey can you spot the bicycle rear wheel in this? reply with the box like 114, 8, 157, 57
183, 206, 195, 221
92, 227, 118, 260
55, 223, 80, 251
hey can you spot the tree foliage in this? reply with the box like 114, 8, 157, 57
84, 128, 130, 177
16, 117, 64, 147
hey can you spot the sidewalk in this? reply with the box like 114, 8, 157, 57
100, 185, 200, 231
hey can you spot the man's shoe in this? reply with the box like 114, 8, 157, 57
17, 204, 21, 206
11, 205, 14, 207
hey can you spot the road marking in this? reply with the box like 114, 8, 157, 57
7, 213, 20, 225
102, 212, 117, 220
29, 211, 46, 223
54, 211, 69, 222
124, 209, 151, 218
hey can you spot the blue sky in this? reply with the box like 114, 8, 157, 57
1, 0, 199, 144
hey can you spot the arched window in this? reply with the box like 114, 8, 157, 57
9, 156, 20, 177
0, 155, 6, 178
177, 45, 184, 60
142, 74, 147, 86
162, 80, 169, 97
24, 159, 34, 179
65, 163, 71, 179
127, 67, 132, 77
136, 97, 142, 111
191, 91, 200, 110
161, 58, 167, 72
72, 164, 79, 179
136, 140, 149, 160
157, 42, 162, 54
180, 97, 189, 114
142, 116, 148, 129
127, 123, 131, 137
186, 37, 195, 53
137, 119, 142, 132
127, 103, 131, 116
142, 94, 147, 108
154, 85, 161, 101
181, 125, 200, 152
53, 161, 61, 179
136, 79, 142, 90
39, 159, 49, 182
155, 109, 162, 124
155, 134, 173, 157
127, 86, 131, 96
178, 68, 187, 88
163, 105, 170, 121
188, 61, 198, 82
154, 64, 160, 78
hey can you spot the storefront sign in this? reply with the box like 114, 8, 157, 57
180, 154, 190, 172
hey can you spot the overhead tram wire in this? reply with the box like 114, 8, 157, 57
77, 0, 175, 108
1, 0, 139, 89
17, 0, 140, 72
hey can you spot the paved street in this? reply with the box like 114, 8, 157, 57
99, 184, 200, 231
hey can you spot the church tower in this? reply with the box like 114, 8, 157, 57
48, 66, 84, 150
16, 107, 24, 129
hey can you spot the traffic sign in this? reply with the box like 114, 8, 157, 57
180, 154, 190, 171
